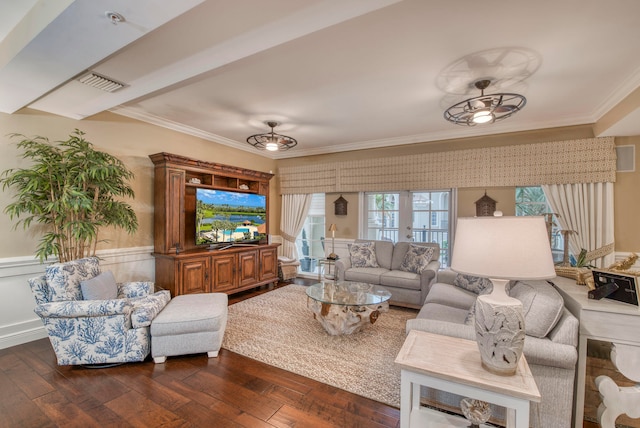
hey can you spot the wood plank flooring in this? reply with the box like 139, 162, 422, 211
0, 278, 610, 427
0, 279, 400, 428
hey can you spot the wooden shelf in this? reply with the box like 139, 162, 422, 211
149, 152, 277, 297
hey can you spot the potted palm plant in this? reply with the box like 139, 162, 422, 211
0, 129, 138, 263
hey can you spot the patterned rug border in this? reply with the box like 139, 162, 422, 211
221, 284, 416, 407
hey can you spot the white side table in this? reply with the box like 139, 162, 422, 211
552, 276, 640, 428
395, 330, 541, 428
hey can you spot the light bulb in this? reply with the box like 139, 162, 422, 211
472, 110, 494, 124
265, 141, 278, 151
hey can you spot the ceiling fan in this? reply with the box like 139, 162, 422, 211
443, 79, 527, 126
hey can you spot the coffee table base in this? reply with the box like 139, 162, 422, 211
307, 298, 389, 335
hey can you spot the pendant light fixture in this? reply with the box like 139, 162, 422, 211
444, 79, 526, 126
246, 121, 297, 151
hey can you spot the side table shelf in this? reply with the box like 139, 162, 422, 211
395, 330, 540, 428
408, 406, 492, 427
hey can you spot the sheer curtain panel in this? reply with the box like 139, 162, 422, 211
280, 194, 313, 260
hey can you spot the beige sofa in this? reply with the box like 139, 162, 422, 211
334, 239, 440, 308
407, 269, 579, 428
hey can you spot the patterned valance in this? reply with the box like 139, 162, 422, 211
278, 137, 616, 194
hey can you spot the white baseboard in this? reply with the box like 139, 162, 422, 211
0, 320, 48, 349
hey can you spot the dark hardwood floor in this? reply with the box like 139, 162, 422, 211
0, 279, 400, 428
0, 278, 602, 427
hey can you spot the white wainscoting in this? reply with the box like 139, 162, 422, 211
0, 246, 155, 350
2, 246, 636, 349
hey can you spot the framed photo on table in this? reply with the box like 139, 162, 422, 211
592, 270, 639, 306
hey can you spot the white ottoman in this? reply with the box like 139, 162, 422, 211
150, 293, 228, 364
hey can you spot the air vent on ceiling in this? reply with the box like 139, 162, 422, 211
77, 72, 126, 92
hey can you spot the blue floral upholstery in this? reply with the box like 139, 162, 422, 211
28, 257, 170, 366
46, 257, 101, 301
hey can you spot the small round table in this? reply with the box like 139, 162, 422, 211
305, 281, 391, 335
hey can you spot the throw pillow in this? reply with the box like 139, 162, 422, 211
80, 271, 118, 300
464, 301, 476, 325
453, 274, 494, 295
399, 244, 435, 274
45, 256, 101, 301
507, 280, 565, 338
349, 241, 379, 268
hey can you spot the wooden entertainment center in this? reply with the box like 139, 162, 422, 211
150, 152, 278, 296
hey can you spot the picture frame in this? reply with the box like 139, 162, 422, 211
591, 269, 639, 306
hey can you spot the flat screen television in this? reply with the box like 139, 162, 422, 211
195, 188, 266, 246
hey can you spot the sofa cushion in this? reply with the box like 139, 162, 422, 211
345, 267, 388, 284
453, 274, 494, 295
508, 280, 565, 338
349, 241, 379, 268
424, 282, 477, 310
380, 270, 421, 290
81, 271, 118, 300
416, 302, 470, 324
399, 244, 435, 274
45, 256, 101, 301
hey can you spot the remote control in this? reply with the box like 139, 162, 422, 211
588, 282, 619, 300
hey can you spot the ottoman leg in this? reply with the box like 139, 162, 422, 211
208, 350, 219, 358
153, 356, 167, 364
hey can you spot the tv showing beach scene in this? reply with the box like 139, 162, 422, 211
196, 188, 266, 245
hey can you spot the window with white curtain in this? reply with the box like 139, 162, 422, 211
295, 194, 325, 273
515, 186, 563, 263
362, 190, 452, 267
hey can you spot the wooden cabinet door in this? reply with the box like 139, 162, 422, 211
178, 256, 210, 294
211, 254, 236, 291
165, 168, 185, 253
237, 250, 258, 288
259, 247, 278, 282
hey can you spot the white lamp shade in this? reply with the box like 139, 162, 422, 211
451, 216, 556, 280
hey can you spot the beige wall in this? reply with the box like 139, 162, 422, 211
325, 193, 359, 239
0, 109, 277, 259
613, 136, 640, 252
2, 109, 639, 259
457, 188, 516, 217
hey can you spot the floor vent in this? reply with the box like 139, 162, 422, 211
77, 72, 126, 92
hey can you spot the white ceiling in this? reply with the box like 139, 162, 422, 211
2, 0, 640, 159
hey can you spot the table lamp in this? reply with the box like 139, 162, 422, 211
451, 213, 555, 375
328, 224, 338, 260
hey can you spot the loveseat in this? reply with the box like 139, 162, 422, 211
335, 239, 440, 308
406, 269, 579, 428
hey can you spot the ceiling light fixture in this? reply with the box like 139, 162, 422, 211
443, 79, 526, 126
246, 121, 297, 152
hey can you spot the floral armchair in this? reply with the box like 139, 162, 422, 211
29, 257, 170, 366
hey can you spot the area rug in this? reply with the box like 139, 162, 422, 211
221, 284, 416, 408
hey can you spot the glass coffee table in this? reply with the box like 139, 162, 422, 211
305, 281, 392, 335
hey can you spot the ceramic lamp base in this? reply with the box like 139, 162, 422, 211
474, 278, 525, 376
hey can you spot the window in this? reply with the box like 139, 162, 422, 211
363, 190, 452, 267
296, 194, 325, 273
515, 186, 563, 263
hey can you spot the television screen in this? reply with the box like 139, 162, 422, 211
195, 188, 266, 245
